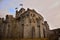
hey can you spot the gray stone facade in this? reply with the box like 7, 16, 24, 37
0, 8, 49, 38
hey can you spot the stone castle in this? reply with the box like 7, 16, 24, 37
0, 8, 49, 38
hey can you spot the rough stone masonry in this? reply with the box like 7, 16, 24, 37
0, 8, 49, 38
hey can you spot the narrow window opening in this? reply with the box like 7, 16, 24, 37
43, 29, 45, 38
32, 27, 35, 38
21, 24, 24, 38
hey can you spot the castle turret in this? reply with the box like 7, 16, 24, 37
6, 15, 13, 22
43, 21, 49, 38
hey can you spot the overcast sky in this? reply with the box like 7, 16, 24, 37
0, 0, 60, 30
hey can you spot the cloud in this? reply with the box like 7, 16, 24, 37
48, 1, 60, 9
0, 10, 9, 18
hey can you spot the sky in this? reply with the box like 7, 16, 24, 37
0, 0, 60, 30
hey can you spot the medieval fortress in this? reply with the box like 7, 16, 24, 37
0, 8, 49, 38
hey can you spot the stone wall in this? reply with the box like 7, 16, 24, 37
0, 8, 49, 38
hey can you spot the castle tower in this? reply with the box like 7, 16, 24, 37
15, 8, 25, 19
16, 8, 45, 38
